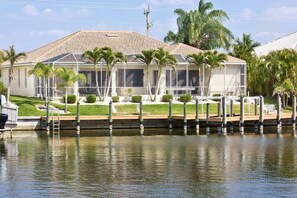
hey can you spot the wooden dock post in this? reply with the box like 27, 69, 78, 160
292, 95, 296, 130
168, 99, 172, 129
222, 96, 227, 135
195, 98, 199, 134
239, 96, 244, 134
183, 101, 187, 134
254, 97, 258, 131
277, 94, 282, 133
76, 101, 80, 135
109, 100, 113, 135
139, 101, 144, 135
259, 96, 264, 135
230, 99, 233, 117
46, 101, 50, 134
206, 103, 210, 134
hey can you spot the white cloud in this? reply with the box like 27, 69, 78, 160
264, 6, 297, 19
30, 30, 70, 37
43, 8, 53, 15
23, 4, 39, 16
240, 8, 254, 19
257, 32, 286, 39
146, 0, 194, 6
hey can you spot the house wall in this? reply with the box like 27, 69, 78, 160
1, 65, 35, 97
209, 64, 244, 96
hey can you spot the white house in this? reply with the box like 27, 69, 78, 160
254, 31, 297, 56
1, 30, 246, 100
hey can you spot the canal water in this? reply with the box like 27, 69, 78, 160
1, 129, 297, 197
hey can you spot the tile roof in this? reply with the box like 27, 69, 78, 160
3, 30, 245, 65
254, 31, 297, 56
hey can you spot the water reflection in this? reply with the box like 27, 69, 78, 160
0, 132, 297, 197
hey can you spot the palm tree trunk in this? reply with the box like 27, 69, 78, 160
105, 74, 112, 101
146, 68, 153, 101
65, 88, 68, 113
7, 77, 11, 105
206, 70, 213, 96
95, 65, 102, 101
45, 78, 48, 106
154, 77, 160, 102
103, 67, 109, 101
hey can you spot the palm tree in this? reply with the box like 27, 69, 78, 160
2, 45, 26, 103
100, 47, 126, 101
56, 67, 86, 112
82, 47, 103, 100
204, 51, 227, 95
273, 79, 294, 108
0, 50, 4, 77
153, 48, 177, 101
164, 0, 233, 50
28, 62, 55, 105
135, 49, 155, 101
230, 33, 260, 61
187, 52, 207, 96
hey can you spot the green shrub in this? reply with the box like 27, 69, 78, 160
63, 94, 76, 104
86, 94, 96, 103
0, 81, 7, 97
162, 94, 173, 102
212, 93, 222, 97
132, 95, 142, 103
112, 96, 119, 103
179, 94, 191, 103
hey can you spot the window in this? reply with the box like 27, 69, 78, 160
18, 69, 21, 88
24, 68, 27, 88
118, 69, 143, 87
240, 65, 245, 86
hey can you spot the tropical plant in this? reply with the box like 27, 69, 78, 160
135, 49, 155, 101
82, 47, 103, 100
56, 66, 86, 112
230, 33, 260, 61
153, 48, 177, 101
100, 47, 126, 101
164, 0, 233, 50
187, 52, 207, 95
204, 51, 227, 95
0, 50, 4, 77
273, 79, 294, 108
2, 45, 26, 103
28, 62, 55, 105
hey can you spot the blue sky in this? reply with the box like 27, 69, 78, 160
1, 0, 297, 52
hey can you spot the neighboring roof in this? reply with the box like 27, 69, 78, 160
2, 30, 245, 65
254, 31, 297, 56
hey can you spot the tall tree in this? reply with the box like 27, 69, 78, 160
82, 47, 103, 100
56, 67, 86, 112
230, 33, 260, 61
28, 62, 55, 105
0, 50, 4, 77
100, 47, 126, 101
135, 49, 155, 101
204, 51, 227, 95
164, 0, 233, 50
153, 48, 177, 101
187, 52, 207, 96
2, 45, 26, 103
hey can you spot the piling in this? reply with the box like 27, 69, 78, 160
230, 99, 233, 117
277, 94, 282, 133
76, 101, 80, 135
292, 95, 296, 129
46, 101, 50, 134
259, 96, 264, 135
108, 100, 113, 134
239, 95, 244, 134
183, 102, 187, 134
195, 98, 199, 134
168, 99, 172, 129
217, 102, 221, 117
139, 101, 144, 135
222, 96, 227, 135
206, 103, 210, 134
254, 97, 258, 132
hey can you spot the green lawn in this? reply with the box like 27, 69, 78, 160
11, 95, 267, 117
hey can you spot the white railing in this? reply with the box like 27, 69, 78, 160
1, 105, 18, 124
